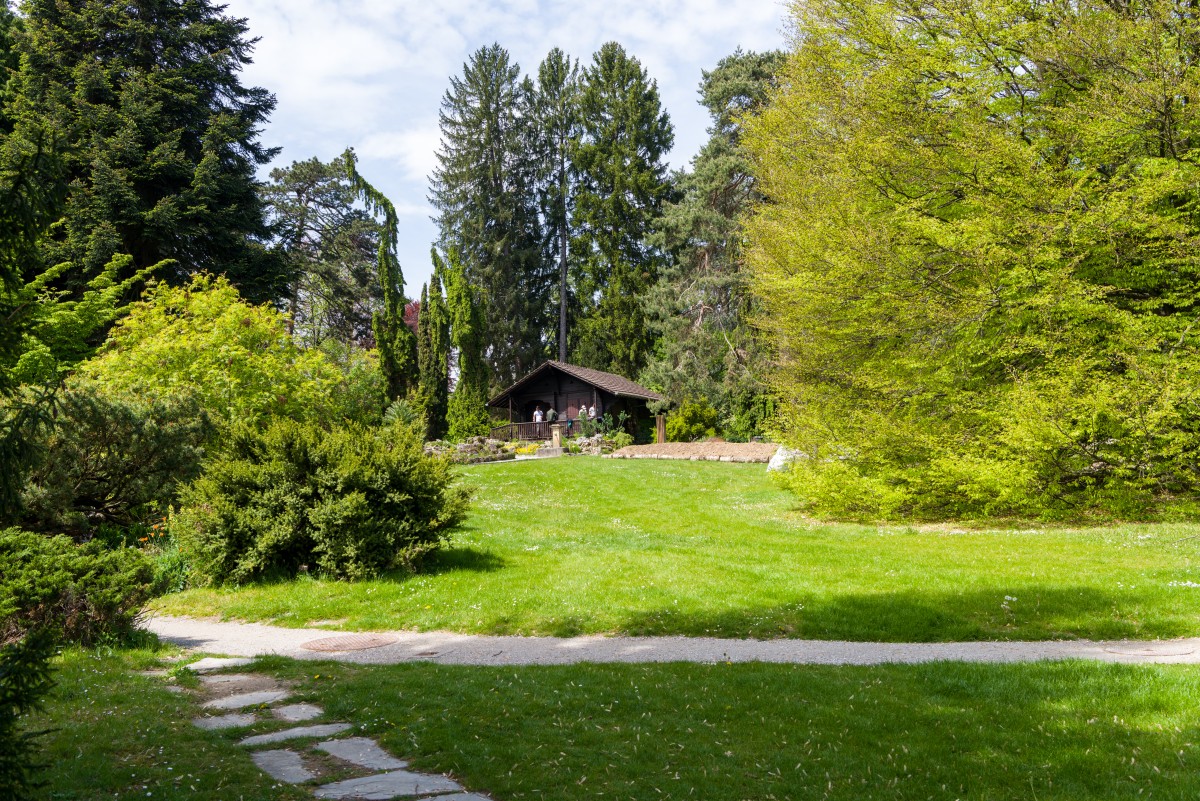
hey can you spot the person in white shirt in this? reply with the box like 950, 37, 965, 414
533, 406, 544, 423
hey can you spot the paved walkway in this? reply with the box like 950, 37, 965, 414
145, 615, 1200, 665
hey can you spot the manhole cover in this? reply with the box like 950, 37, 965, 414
300, 634, 398, 652
1103, 644, 1195, 657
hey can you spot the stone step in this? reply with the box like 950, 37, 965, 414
192, 712, 257, 731
252, 749, 315, 784
313, 770, 462, 799
184, 657, 255, 673
316, 737, 407, 771
239, 722, 352, 747
273, 703, 324, 722
203, 690, 290, 711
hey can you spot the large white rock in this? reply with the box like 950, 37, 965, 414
767, 447, 804, 472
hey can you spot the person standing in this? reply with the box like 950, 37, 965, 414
533, 406, 544, 423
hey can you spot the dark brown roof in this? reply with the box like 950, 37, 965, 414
488, 360, 664, 407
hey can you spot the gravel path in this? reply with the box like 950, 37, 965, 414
145, 615, 1200, 666
608, 442, 778, 462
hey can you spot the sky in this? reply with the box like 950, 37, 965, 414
221, 0, 790, 295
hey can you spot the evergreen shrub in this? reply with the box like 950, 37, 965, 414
0, 629, 56, 800
0, 529, 155, 645
666, 398, 719, 442
174, 419, 470, 584
18, 383, 208, 536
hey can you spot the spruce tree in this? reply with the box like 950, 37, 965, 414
642, 49, 784, 436
430, 43, 549, 387
3, 0, 285, 303
0, 2, 17, 134
572, 42, 674, 377
444, 250, 492, 441
531, 48, 581, 363
418, 254, 451, 441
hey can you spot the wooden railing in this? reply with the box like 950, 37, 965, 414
490, 421, 559, 441
492, 422, 590, 441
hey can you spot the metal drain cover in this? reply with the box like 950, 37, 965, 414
300, 634, 398, 652
1103, 644, 1195, 657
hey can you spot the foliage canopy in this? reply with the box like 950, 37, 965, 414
746, 0, 1200, 519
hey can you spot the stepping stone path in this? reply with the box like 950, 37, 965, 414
177, 657, 493, 800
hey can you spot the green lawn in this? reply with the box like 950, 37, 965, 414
29, 648, 311, 801
253, 656, 1200, 801
155, 457, 1200, 641
29, 648, 1200, 800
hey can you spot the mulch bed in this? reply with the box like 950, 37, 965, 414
607, 442, 778, 463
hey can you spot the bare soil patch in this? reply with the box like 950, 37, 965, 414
607, 441, 777, 463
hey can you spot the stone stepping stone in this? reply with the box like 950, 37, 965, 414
185, 657, 255, 673
200, 674, 284, 696
251, 749, 315, 784
239, 722, 352, 747
203, 690, 290, 711
273, 703, 324, 722
316, 737, 407, 771
193, 712, 257, 731
430, 795, 494, 801
313, 770, 462, 799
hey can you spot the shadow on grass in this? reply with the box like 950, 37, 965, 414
616, 585, 1197, 642
415, 545, 507, 577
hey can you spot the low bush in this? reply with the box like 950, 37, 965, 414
667, 398, 719, 442
174, 419, 471, 584
18, 383, 208, 537
608, 431, 634, 450
0, 529, 156, 645
0, 629, 56, 800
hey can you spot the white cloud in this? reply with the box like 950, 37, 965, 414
357, 125, 443, 185
223, 0, 789, 291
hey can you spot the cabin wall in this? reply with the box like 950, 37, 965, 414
510, 373, 606, 422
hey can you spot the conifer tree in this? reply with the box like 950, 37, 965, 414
3, 0, 286, 303
342, 149, 417, 403
531, 48, 581, 363
261, 155, 383, 347
417, 254, 451, 441
0, 2, 17, 135
642, 49, 783, 436
443, 250, 492, 441
430, 43, 549, 387
572, 42, 674, 376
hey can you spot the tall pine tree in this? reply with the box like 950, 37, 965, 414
572, 42, 674, 377
261, 155, 383, 347
642, 49, 784, 437
430, 43, 549, 387
531, 48, 581, 363
3, 0, 286, 303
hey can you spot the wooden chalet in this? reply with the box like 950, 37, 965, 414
488, 361, 663, 441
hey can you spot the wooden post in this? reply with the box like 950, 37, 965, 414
655, 414, 666, 445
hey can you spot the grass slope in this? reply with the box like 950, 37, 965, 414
156, 457, 1200, 641
260, 656, 1200, 801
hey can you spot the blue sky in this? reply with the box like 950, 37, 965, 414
223, 0, 789, 294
